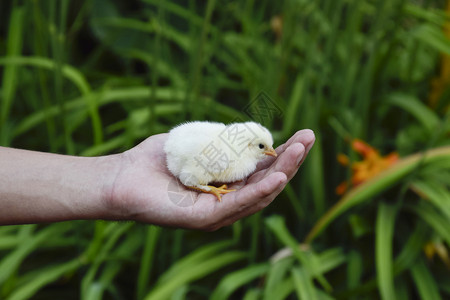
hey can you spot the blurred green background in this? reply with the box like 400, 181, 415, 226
1, 0, 450, 299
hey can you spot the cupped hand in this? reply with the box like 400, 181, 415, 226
107, 129, 315, 231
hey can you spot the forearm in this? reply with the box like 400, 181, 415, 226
0, 147, 119, 225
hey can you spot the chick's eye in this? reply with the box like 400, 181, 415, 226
258, 143, 265, 149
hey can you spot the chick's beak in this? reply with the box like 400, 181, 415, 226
264, 148, 277, 157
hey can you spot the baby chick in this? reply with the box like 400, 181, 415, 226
164, 121, 277, 201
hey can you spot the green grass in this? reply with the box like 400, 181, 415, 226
1, 0, 450, 299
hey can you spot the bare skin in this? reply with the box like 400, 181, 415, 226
0, 129, 315, 231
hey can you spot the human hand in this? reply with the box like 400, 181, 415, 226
106, 129, 315, 231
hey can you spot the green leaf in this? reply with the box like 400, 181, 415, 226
404, 4, 446, 26
243, 289, 262, 300
408, 202, 450, 246
266, 215, 331, 292
137, 226, 162, 300
414, 24, 450, 55
282, 75, 305, 138
0, 56, 91, 96
210, 263, 269, 300
316, 247, 347, 274
308, 135, 326, 216
170, 285, 189, 300
84, 231, 142, 300
0, 224, 70, 285
306, 146, 450, 243
0, 56, 103, 145
12, 86, 242, 140
81, 223, 133, 298
145, 240, 246, 300
0, 5, 25, 145
6, 259, 81, 300
376, 202, 397, 300
145, 251, 246, 300
347, 251, 363, 290
291, 267, 318, 300
158, 240, 234, 284
388, 94, 440, 133
264, 257, 295, 300
394, 223, 428, 273
410, 180, 450, 221
410, 259, 442, 300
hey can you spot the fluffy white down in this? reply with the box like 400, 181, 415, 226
164, 121, 274, 188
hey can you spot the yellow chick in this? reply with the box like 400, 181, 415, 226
164, 121, 277, 201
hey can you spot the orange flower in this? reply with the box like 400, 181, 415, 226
336, 139, 399, 195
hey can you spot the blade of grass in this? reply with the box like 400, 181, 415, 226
0, 56, 90, 94
6, 259, 81, 300
49, 0, 72, 153
92, 16, 191, 51
188, 0, 217, 120
263, 257, 295, 300
291, 267, 318, 300
0, 56, 102, 146
1, 5, 25, 146
375, 202, 397, 300
282, 76, 305, 139
404, 3, 446, 26
0, 223, 71, 285
170, 285, 188, 300
407, 202, 450, 246
309, 136, 326, 217
32, 1, 57, 152
347, 250, 363, 291
84, 230, 142, 300
158, 240, 234, 283
210, 263, 269, 300
266, 215, 331, 292
410, 180, 450, 220
243, 288, 262, 300
144, 251, 246, 300
137, 226, 161, 300
81, 223, 133, 298
316, 247, 347, 274
394, 222, 428, 273
414, 23, 450, 55
12, 86, 245, 139
305, 146, 450, 243
388, 93, 440, 133
410, 259, 442, 300
142, 0, 205, 28
283, 183, 304, 219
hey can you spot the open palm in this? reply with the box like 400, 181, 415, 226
109, 129, 315, 231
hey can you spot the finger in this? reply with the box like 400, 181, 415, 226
198, 171, 286, 228
249, 142, 305, 184
277, 129, 315, 154
257, 129, 315, 170
191, 171, 289, 231
272, 142, 305, 180
217, 172, 288, 227
237, 171, 287, 205
295, 129, 315, 166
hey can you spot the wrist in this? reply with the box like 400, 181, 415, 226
97, 153, 128, 221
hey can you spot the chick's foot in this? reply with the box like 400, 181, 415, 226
189, 184, 236, 202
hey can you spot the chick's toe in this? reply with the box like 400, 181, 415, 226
189, 184, 235, 202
